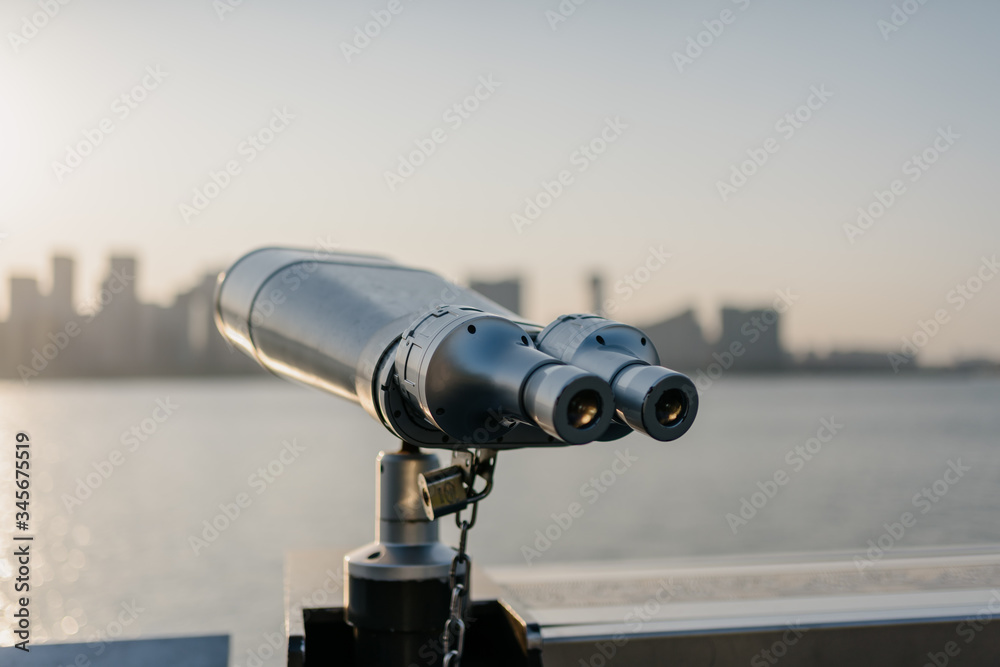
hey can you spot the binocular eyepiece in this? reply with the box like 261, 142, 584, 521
536, 314, 698, 442
396, 307, 616, 444
215, 248, 698, 448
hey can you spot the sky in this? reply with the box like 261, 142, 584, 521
0, 0, 998, 364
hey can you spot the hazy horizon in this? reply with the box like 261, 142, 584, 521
2, 0, 998, 364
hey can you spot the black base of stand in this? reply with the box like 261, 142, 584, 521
346, 576, 451, 666
295, 600, 538, 667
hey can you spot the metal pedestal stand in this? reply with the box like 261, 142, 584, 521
343, 445, 465, 666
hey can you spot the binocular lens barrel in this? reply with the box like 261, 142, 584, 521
395, 308, 616, 445
536, 315, 699, 442
610, 363, 697, 441
520, 363, 614, 444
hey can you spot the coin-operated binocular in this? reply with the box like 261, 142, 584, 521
215, 248, 699, 666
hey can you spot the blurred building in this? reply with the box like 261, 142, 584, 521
716, 307, 788, 372
797, 350, 908, 373
8, 277, 43, 366
469, 277, 522, 315
88, 256, 141, 375
589, 273, 605, 316
50, 255, 74, 321
640, 309, 712, 372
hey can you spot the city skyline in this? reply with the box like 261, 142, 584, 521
2, 250, 994, 382
3, 244, 1000, 368
2, 1, 999, 367
0, 253, 254, 381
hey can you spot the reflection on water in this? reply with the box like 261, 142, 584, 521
1, 375, 999, 664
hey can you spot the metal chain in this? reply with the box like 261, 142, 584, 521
443, 514, 472, 666
443, 452, 485, 666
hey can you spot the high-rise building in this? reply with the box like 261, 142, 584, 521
589, 273, 605, 316
91, 255, 141, 374
717, 307, 785, 371
8, 277, 42, 368
108, 256, 137, 303
640, 309, 712, 371
51, 255, 74, 321
10, 277, 41, 321
469, 277, 522, 315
